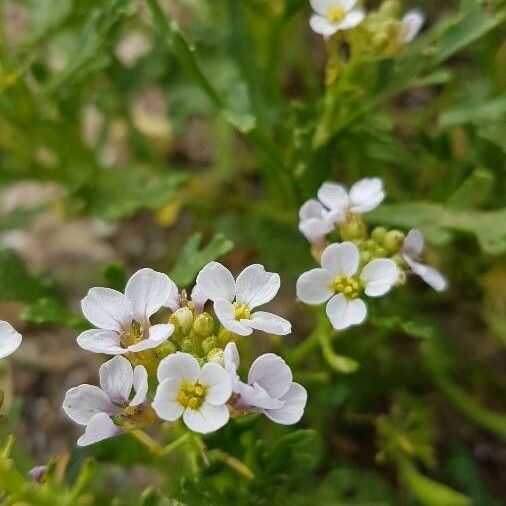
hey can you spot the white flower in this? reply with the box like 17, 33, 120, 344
309, 0, 365, 37
296, 242, 398, 329
63, 356, 148, 446
399, 9, 424, 44
164, 284, 208, 314
195, 262, 291, 337
77, 268, 176, 354
402, 229, 447, 292
224, 343, 307, 425
152, 352, 231, 434
298, 199, 339, 245
0, 321, 21, 359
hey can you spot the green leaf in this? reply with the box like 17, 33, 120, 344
368, 202, 506, 255
440, 96, 506, 128
265, 429, 322, 479
86, 169, 188, 221
169, 233, 234, 286
0, 249, 60, 303
447, 169, 494, 209
21, 298, 85, 329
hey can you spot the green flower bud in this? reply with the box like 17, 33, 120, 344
156, 340, 177, 359
383, 230, 405, 254
379, 0, 401, 16
339, 216, 367, 241
201, 335, 218, 355
361, 251, 373, 264
181, 338, 195, 353
371, 226, 387, 243
218, 326, 235, 347
192, 312, 214, 338
207, 348, 224, 366
170, 307, 194, 335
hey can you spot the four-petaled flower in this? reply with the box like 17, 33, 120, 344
152, 352, 231, 434
297, 242, 398, 329
0, 320, 21, 359
196, 262, 291, 337
63, 356, 148, 446
77, 268, 176, 354
399, 9, 424, 44
224, 342, 307, 425
309, 0, 365, 37
402, 229, 447, 292
299, 178, 385, 244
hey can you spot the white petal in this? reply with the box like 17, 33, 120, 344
309, 0, 333, 16
125, 268, 177, 322
152, 378, 184, 421
348, 177, 385, 213
245, 311, 291, 336
264, 383, 307, 425
334, 8, 365, 30
182, 402, 229, 434
99, 356, 133, 404
62, 385, 115, 425
190, 284, 208, 313
299, 199, 326, 220
214, 299, 252, 336
296, 268, 333, 304
321, 242, 359, 276
223, 342, 241, 391
130, 365, 148, 406
235, 264, 280, 309
405, 257, 448, 292
199, 362, 231, 405
76, 329, 126, 355
402, 229, 424, 258
126, 323, 173, 352
195, 262, 235, 302
317, 182, 349, 211
401, 9, 424, 43
81, 287, 134, 332
248, 353, 292, 398
0, 321, 22, 359
309, 14, 339, 36
326, 294, 367, 330
77, 412, 121, 447
360, 259, 399, 296
238, 383, 284, 410
299, 217, 335, 244
157, 352, 200, 383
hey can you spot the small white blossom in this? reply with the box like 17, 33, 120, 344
63, 356, 148, 446
299, 178, 385, 244
224, 343, 307, 425
297, 242, 398, 329
164, 284, 208, 314
309, 0, 365, 37
402, 229, 447, 292
77, 268, 176, 354
0, 321, 21, 359
195, 262, 291, 337
152, 352, 231, 434
399, 9, 424, 44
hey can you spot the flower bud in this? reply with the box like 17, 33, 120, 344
29, 465, 48, 483
192, 312, 214, 338
170, 307, 194, 335
201, 335, 218, 355
371, 226, 387, 242
181, 338, 195, 353
218, 327, 235, 347
156, 340, 177, 359
207, 348, 224, 366
383, 230, 405, 254
379, 0, 401, 16
339, 216, 367, 241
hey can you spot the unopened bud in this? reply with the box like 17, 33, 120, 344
192, 312, 214, 338
181, 338, 195, 353
383, 230, 405, 254
380, 0, 401, 16
201, 335, 218, 355
218, 327, 235, 347
156, 340, 177, 359
207, 348, 224, 366
170, 307, 194, 335
29, 465, 48, 483
371, 226, 387, 242
339, 216, 367, 241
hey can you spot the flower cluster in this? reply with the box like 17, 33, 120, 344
63, 265, 306, 445
297, 178, 447, 330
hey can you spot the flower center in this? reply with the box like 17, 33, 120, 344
177, 381, 207, 409
120, 320, 144, 348
233, 302, 251, 320
330, 275, 361, 299
327, 6, 346, 23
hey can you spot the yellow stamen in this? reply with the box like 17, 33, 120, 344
327, 6, 346, 23
330, 275, 362, 299
233, 302, 251, 320
177, 381, 207, 409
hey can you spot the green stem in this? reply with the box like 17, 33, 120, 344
162, 432, 192, 456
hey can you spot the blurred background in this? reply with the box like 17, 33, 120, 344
0, 0, 505, 504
